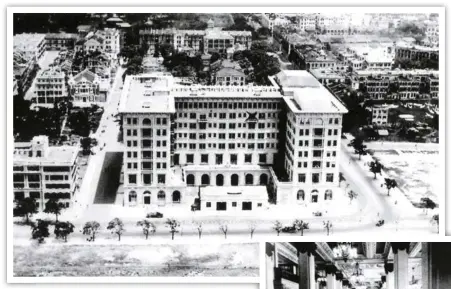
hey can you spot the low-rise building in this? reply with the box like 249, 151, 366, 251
68, 68, 107, 105
371, 105, 390, 126
13, 136, 79, 211
13, 33, 46, 62
200, 186, 268, 211
32, 67, 67, 105
395, 43, 439, 62
214, 67, 246, 86
309, 69, 345, 85
45, 33, 77, 51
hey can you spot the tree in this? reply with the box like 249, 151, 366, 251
323, 221, 332, 236
431, 214, 439, 233
273, 221, 283, 236
256, 27, 271, 38
165, 218, 180, 240
136, 219, 156, 240
348, 190, 358, 204
219, 223, 228, 239
15, 197, 38, 224
293, 219, 309, 236
54, 221, 75, 242
31, 219, 50, 244
383, 178, 398, 196
43, 199, 65, 222
369, 161, 383, 180
80, 137, 93, 155
421, 198, 437, 215
107, 218, 125, 241
82, 221, 100, 242
195, 222, 203, 239
354, 144, 368, 160
249, 223, 257, 239
210, 52, 221, 63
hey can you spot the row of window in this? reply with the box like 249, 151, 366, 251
297, 150, 337, 158
298, 140, 338, 147
298, 173, 334, 183
178, 112, 277, 120
298, 128, 339, 136
297, 161, 336, 168
128, 173, 165, 185
177, 132, 279, 140
177, 122, 278, 130
180, 153, 267, 165
175, 101, 280, 110
126, 117, 167, 126
187, 173, 268, 186
176, 142, 277, 150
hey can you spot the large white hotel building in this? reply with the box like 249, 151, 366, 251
118, 70, 347, 211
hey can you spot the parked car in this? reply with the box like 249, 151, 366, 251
313, 211, 322, 217
146, 212, 163, 218
376, 219, 385, 227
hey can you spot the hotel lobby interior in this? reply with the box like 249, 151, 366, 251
266, 242, 451, 289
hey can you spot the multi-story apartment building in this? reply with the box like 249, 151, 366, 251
424, 20, 439, 47
118, 70, 347, 210
352, 69, 439, 100
45, 33, 77, 51
395, 43, 439, 62
32, 67, 67, 105
298, 14, 317, 31
139, 20, 252, 55
13, 136, 79, 211
13, 33, 46, 62
371, 105, 390, 126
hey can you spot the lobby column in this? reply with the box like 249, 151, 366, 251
298, 243, 317, 289
335, 273, 343, 289
385, 262, 394, 289
392, 243, 410, 289
326, 265, 337, 289
273, 243, 283, 289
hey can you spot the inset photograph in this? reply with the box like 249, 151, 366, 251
266, 242, 450, 289
13, 242, 259, 277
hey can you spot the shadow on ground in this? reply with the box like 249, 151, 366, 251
93, 152, 123, 204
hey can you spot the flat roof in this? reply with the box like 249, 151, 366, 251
201, 186, 268, 200
119, 74, 176, 114
14, 146, 78, 166
309, 69, 345, 79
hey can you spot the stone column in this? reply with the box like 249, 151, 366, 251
326, 265, 337, 289
335, 273, 343, 289
385, 262, 394, 289
298, 243, 317, 289
272, 243, 283, 289
392, 243, 409, 289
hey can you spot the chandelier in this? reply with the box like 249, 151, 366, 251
350, 262, 365, 285
333, 242, 357, 262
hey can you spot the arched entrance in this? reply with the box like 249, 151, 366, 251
260, 173, 268, 185
231, 174, 239, 186
187, 174, 195, 186
216, 174, 224, 186
143, 191, 151, 205
325, 189, 333, 200
157, 191, 166, 206
201, 174, 210, 185
297, 190, 305, 201
172, 191, 181, 203
129, 191, 137, 205
311, 190, 319, 203
245, 174, 254, 185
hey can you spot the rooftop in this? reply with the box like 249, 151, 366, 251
216, 67, 245, 78
309, 69, 345, 80
14, 145, 78, 166
45, 32, 78, 39
119, 73, 176, 114
37, 67, 65, 78
14, 33, 46, 50
201, 185, 268, 200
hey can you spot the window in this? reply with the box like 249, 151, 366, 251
201, 174, 210, 185
215, 154, 223, 165
187, 174, 195, 185
158, 174, 166, 184
201, 154, 208, 164
326, 173, 334, 182
186, 154, 194, 164
245, 154, 252, 163
298, 174, 306, 183
245, 174, 254, 185
312, 173, 319, 183
232, 202, 237, 207
258, 154, 267, 164
143, 174, 151, 184
206, 202, 211, 208
128, 174, 137, 184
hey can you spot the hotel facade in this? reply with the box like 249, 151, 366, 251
118, 70, 347, 211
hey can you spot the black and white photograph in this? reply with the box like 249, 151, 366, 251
266, 242, 451, 289
7, 5, 445, 282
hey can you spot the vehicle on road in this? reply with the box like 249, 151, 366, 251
146, 212, 163, 218
376, 219, 385, 227
281, 225, 297, 233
